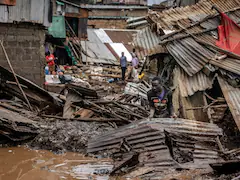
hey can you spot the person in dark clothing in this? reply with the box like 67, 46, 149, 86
120, 52, 127, 81
147, 77, 176, 118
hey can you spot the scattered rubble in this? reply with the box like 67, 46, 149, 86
1, 1, 240, 179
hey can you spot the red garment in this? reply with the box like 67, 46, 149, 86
46, 54, 55, 66
216, 12, 240, 55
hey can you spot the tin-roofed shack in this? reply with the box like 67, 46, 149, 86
0, 0, 52, 86
138, 0, 240, 138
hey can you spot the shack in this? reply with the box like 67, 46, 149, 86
136, 0, 240, 132
0, 0, 52, 86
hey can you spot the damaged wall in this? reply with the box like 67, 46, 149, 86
88, 7, 147, 28
172, 67, 210, 121
172, 86, 209, 121
0, 23, 45, 86
88, 19, 127, 29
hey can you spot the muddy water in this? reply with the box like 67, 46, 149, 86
0, 147, 114, 180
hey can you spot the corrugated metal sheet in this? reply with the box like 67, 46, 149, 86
0, 0, 51, 27
166, 37, 240, 76
104, 29, 140, 57
104, 29, 138, 45
148, 0, 240, 30
88, 28, 148, 61
174, 67, 214, 97
85, 28, 137, 64
218, 77, 240, 130
210, 58, 240, 76
88, 118, 223, 153
133, 26, 167, 58
166, 37, 215, 76
81, 41, 118, 65
88, 118, 223, 176
94, 29, 113, 43
87, 29, 102, 43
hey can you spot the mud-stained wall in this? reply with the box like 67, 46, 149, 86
0, 23, 45, 86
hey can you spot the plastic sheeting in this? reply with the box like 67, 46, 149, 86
216, 12, 240, 56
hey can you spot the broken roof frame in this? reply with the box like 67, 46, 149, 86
143, 0, 240, 131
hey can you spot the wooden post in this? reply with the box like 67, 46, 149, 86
203, 92, 225, 153
0, 40, 33, 111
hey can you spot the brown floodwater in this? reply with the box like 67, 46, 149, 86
0, 146, 115, 180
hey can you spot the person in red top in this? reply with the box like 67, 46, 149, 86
45, 51, 55, 74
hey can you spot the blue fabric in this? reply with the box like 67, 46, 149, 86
120, 56, 127, 67
158, 89, 165, 101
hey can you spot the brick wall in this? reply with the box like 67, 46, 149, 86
89, 9, 147, 17
88, 8, 147, 29
0, 23, 45, 86
88, 19, 127, 29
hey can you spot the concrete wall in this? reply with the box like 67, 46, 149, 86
0, 23, 45, 86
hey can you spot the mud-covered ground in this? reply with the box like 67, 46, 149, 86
30, 119, 114, 154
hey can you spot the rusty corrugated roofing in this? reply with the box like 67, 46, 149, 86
88, 118, 223, 153
210, 58, 240, 76
174, 67, 214, 97
218, 76, 240, 130
0, 0, 51, 27
104, 29, 138, 45
166, 37, 215, 76
148, 6, 240, 76
133, 26, 167, 58
148, 0, 240, 30
104, 29, 147, 60
88, 118, 223, 177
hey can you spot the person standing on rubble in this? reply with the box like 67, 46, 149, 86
45, 51, 55, 74
147, 77, 176, 118
120, 52, 127, 81
131, 53, 139, 82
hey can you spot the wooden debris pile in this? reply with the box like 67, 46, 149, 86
0, 108, 39, 142
0, 66, 63, 113
75, 100, 150, 123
